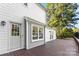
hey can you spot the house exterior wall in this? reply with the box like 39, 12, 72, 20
25, 17, 45, 49
0, 14, 24, 54
28, 21, 45, 49
0, 3, 46, 54
0, 3, 46, 24
45, 27, 56, 42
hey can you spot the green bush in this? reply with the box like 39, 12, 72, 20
74, 32, 79, 39
57, 28, 74, 39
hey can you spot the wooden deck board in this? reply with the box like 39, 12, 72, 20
1, 38, 79, 56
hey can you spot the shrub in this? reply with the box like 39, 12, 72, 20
74, 32, 79, 39
57, 28, 74, 39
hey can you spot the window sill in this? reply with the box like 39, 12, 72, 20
32, 39, 44, 42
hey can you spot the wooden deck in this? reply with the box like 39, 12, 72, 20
1, 38, 79, 56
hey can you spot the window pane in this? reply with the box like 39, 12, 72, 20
11, 24, 20, 36
39, 27, 43, 39
32, 26, 38, 40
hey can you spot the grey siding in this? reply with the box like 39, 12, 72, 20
26, 20, 45, 49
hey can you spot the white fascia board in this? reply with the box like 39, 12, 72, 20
24, 16, 46, 26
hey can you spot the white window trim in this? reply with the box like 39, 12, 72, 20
38, 26, 44, 40
31, 24, 44, 42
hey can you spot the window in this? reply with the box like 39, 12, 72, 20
11, 24, 19, 36
39, 27, 43, 39
32, 26, 38, 40
49, 31, 53, 39
32, 24, 44, 41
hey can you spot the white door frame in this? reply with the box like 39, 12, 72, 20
8, 22, 22, 52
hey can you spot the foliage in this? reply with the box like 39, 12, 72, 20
57, 28, 74, 39
47, 3, 79, 39
73, 28, 79, 39
72, 28, 79, 33
74, 32, 79, 39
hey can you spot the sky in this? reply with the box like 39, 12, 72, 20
41, 3, 79, 28
75, 7, 79, 28
40, 3, 47, 8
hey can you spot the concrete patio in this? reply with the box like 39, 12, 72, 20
1, 38, 79, 56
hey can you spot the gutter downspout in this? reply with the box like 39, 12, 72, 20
44, 25, 46, 45
24, 18, 26, 49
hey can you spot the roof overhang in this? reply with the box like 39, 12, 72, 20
24, 16, 46, 26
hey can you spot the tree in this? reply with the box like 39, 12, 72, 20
47, 3, 79, 38
72, 28, 79, 32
